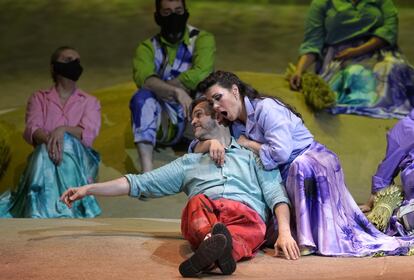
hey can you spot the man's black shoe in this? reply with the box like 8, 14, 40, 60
179, 234, 226, 277
212, 223, 236, 275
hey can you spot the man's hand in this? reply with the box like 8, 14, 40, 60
174, 88, 192, 119
273, 203, 299, 260
60, 186, 89, 208
47, 126, 66, 165
166, 78, 186, 90
274, 232, 300, 260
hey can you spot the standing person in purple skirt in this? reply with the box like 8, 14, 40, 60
361, 109, 414, 235
193, 70, 414, 257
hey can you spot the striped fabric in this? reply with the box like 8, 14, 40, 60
152, 25, 199, 80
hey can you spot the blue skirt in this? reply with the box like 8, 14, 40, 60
318, 40, 414, 119
0, 133, 101, 218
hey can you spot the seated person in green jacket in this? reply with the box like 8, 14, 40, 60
290, 0, 414, 119
130, 0, 216, 172
61, 98, 299, 277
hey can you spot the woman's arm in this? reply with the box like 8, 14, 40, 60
47, 125, 83, 165
291, 0, 327, 91
32, 128, 49, 145
335, 37, 387, 60
237, 135, 262, 154
254, 100, 297, 170
193, 139, 225, 166
336, 0, 398, 60
24, 92, 46, 145
78, 97, 101, 147
290, 53, 317, 90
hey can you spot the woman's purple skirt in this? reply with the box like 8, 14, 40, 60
285, 141, 414, 256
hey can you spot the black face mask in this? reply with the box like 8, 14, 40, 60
52, 59, 83, 81
155, 11, 189, 44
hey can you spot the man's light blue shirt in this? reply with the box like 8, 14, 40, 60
125, 138, 289, 222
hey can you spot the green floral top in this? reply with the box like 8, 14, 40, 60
299, 0, 398, 57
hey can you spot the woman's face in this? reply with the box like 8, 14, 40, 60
205, 84, 242, 122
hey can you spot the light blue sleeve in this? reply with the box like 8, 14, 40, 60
253, 154, 290, 210
125, 157, 186, 198
255, 100, 295, 170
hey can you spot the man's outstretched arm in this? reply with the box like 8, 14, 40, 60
273, 203, 300, 260
252, 158, 299, 260
61, 177, 130, 208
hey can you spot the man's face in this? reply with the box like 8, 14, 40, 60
159, 0, 185, 16
191, 102, 218, 140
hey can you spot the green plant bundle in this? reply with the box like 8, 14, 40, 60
285, 63, 336, 111
0, 122, 11, 181
367, 184, 404, 232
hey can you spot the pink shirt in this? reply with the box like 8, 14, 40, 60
24, 87, 101, 147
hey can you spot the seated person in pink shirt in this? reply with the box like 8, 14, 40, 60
0, 46, 101, 218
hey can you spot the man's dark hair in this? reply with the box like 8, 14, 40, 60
155, 0, 186, 13
190, 97, 216, 119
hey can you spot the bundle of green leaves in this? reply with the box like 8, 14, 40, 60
367, 184, 403, 232
285, 63, 336, 111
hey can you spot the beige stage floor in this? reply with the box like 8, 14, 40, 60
1, 3, 414, 278
1, 218, 414, 280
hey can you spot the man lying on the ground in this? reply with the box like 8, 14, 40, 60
61, 97, 299, 277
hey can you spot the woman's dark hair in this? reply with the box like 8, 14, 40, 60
50, 46, 77, 83
197, 70, 303, 121
155, 0, 186, 13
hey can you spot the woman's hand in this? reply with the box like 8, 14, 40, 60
237, 135, 261, 155
359, 194, 375, 213
237, 135, 251, 149
47, 126, 65, 165
335, 47, 360, 61
289, 71, 302, 91
290, 54, 316, 91
336, 37, 387, 62
274, 232, 300, 260
208, 139, 225, 166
